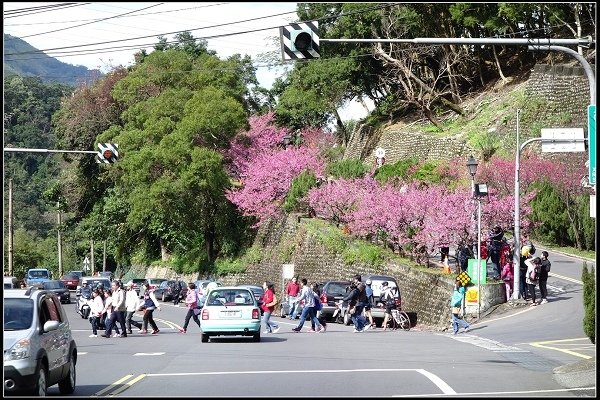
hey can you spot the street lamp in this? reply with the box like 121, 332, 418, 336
466, 155, 482, 319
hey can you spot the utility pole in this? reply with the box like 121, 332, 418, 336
57, 201, 63, 278
103, 240, 107, 272
90, 239, 95, 276
8, 178, 14, 276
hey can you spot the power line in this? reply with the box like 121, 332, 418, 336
4, 3, 230, 26
3, 3, 91, 19
18, 3, 166, 39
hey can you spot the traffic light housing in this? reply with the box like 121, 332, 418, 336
96, 143, 119, 164
280, 21, 320, 60
291, 29, 313, 52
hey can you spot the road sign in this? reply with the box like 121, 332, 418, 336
588, 105, 596, 185
540, 128, 585, 152
456, 271, 471, 287
83, 256, 90, 272
465, 287, 479, 304
279, 21, 320, 61
467, 259, 487, 284
374, 147, 386, 158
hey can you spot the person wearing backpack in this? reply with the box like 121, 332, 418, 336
539, 251, 551, 304
525, 256, 542, 306
179, 282, 202, 334
450, 279, 470, 335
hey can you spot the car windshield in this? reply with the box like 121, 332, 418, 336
325, 283, 349, 296
4, 298, 34, 331
207, 289, 254, 306
43, 281, 65, 290
28, 270, 49, 279
83, 279, 110, 289
64, 273, 79, 279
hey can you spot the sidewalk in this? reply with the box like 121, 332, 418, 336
553, 357, 596, 390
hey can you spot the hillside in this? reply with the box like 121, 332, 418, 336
3, 34, 102, 86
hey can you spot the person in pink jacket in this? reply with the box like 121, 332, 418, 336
179, 282, 202, 333
501, 262, 514, 302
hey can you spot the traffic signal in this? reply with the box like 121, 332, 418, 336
280, 21, 320, 60
96, 143, 119, 164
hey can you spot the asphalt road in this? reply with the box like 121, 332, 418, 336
52, 247, 595, 398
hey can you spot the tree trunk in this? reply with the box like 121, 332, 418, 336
332, 108, 348, 146
205, 225, 215, 263
492, 46, 508, 84
160, 238, 171, 262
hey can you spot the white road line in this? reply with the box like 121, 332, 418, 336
546, 284, 565, 293
144, 368, 454, 394
440, 333, 528, 353
134, 352, 166, 356
393, 386, 596, 397
548, 273, 583, 285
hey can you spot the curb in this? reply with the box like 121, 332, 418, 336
537, 246, 596, 263
553, 357, 596, 389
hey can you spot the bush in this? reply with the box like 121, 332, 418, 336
325, 159, 370, 179
374, 158, 419, 184
283, 170, 317, 213
582, 263, 595, 344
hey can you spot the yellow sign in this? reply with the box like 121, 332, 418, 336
466, 287, 479, 304
456, 271, 471, 286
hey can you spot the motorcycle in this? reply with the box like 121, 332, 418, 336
332, 300, 352, 325
75, 287, 93, 320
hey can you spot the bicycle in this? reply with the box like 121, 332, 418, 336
389, 308, 411, 331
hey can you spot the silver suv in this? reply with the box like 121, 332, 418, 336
361, 274, 401, 322
3, 287, 77, 396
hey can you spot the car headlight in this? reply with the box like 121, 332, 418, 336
4, 338, 31, 361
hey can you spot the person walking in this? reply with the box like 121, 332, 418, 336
111, 280, 128, 337
380, 282, 396, 331
364, 279, 375, 329
292, 279, 323, 333
450, 280, 470, 334
179, 282, 202, 333
261, 281, 281, 334
89, 289, 104, 337
501, 261, 514, 302
342, 274, 369, 333
172, 278, 182, 307
539, 251, 551, 304
309, 283, 327, 333
285, 277, 301, 320
525, 256, 541, 306
125, 281, 143, 334
140, 282, 161, 334
101, 289, 121, 338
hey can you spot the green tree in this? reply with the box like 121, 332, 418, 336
582, 263, 595, 344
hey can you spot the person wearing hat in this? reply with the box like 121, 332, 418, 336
125, 281, 143, 334
380, 281, 395, 330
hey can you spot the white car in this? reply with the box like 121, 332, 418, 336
200, 287, 261, 343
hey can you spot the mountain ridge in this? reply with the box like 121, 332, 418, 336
4, 33, 103, 86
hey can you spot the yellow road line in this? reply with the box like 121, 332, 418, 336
154, 318, 179, 329
108, 374, 146, 396
530, 338, 592, 359
548, 273, 583, 285
93, 374, 133, 397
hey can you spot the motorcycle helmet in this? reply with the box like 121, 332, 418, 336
366, 279, 372, 285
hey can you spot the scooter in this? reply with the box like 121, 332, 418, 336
332, 300, 352, 325
76, 288, 93, 319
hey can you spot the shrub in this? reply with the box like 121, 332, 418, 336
325, 159, 370, 179
582, 263, 596, 344
283, 170, 317, 213
374, 158, 419, 184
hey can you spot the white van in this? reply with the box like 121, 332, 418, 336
4, 276, 18, 289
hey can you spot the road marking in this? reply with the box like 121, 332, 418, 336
530, 338, 593, 359
93, 374, 133, 397
134, 352, 166, 356
107, 374, 146, 396
546, 284, 565, 293
476, 306, 536, 324
441, 334, 528, 353
154, 318, 179, 330
548, 273, 583, 285
144, 369, 454, 394
394, 386, 596, 397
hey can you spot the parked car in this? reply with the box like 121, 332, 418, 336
200, 286, 261, 343
4, 276, 18, 289
97, 271, 114, 281
131, 278, 147, 295
154, 280, 187, 302
361, 274, 401, 323
194, 280, 223, 294
279, 280, 352, 321
237, 285, 265, 309
147, 278, 167, 290
36, 280, 71, 304
60, 272, 81, 290
4, 287, 77, 396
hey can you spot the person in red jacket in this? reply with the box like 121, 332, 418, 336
261, 281, 280, 334
285, 277, 301, 320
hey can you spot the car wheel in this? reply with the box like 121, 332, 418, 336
201, 333, 209, 343
32, 361, 48, 396
253, 330, 261, 342
58, 350, 76, 394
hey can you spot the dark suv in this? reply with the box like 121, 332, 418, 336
317, 280, 352, 321
4, 287, 77, 396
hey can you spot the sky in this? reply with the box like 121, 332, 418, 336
3, 2, 372, 122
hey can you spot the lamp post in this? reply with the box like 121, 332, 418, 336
466, 156, 482, 319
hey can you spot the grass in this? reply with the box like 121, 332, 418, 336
539, 244, 596, 261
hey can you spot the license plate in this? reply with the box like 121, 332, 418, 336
220, 310, 241, 318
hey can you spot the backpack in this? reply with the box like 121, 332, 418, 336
529, 265, 540, 281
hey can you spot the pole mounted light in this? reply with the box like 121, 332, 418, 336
466, 155, 482, 319
466, 155, 478, 179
